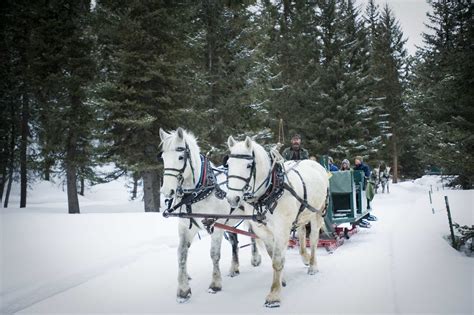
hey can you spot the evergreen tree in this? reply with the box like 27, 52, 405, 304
96, 0, 199, 210
371, 4, 408, 182
362, 0, 385, 159
1, 0, 35, 207
195, 0, 270, 157
413, 0, 473, 187
318, 0, 371, 160
260, 0, 324, 154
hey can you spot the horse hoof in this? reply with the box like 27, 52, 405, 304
264, 301, 281, 308
208, 286, 222, 294
251, 255, 262, 267
176, 289, 191, 303
228, 270, 240, 277
301, 254, 310, 266
308, 267, 319, 275
282, 279, 287, 287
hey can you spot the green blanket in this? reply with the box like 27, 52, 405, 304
366, 181, 375, 201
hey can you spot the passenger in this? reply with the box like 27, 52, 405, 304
340, 159, 350, 171
328, 156, 339, 171
354, 156, 371, 179
354, 156, 377, 225
282, 134, 309, 161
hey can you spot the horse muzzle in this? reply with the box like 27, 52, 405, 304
226, 195, 241, 208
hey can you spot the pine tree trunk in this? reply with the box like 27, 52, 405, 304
20, 93, 29, 208
392, 134, 398, 184
131, 172, 139, 200
44, 157, 54, 181
66, 95, 80, 214
0, 166, 6, 202
152, 171, 161, 212
79, 176, 85, 196
2, 106, 16, 203
143, 170, 153, 212
3, 133, 15, 207
143, 170, 159, 212
3, 169, 13, 208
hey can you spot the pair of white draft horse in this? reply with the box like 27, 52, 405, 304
160, 128, 328, 307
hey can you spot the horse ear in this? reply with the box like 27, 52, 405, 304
227, 136, 236, 149
177, 127, 184, 140
159, 128, 170, 141
244, 136, 252, 150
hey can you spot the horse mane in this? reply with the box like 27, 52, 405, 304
232, 138, 270, 172
161, 128, 201, 155
251, 140, 270, 167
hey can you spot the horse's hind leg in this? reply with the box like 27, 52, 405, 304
177, 224, 198, 303
250, 226, 262, 266
297, 224, 310, 266
308, 214, 323, 275
209, 229, 224, 293
227, 232, 240, 277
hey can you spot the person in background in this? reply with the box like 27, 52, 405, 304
282, 134, 309, 161
354, 156, 371, 179
328, 156, 339, 171
354, 156, 377, 225
340, 159, 350, 171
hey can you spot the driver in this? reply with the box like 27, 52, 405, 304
282, 134, 309, 161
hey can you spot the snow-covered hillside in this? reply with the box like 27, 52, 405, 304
1, 177, 472, 314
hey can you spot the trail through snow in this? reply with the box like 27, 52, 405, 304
1, 177, 472, 314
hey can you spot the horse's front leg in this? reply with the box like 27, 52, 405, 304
227, 232, 240, 277
209, 228, 224, 293
176, 223, 198, 303
264, 224, 289, 308
250, 226, 262, 267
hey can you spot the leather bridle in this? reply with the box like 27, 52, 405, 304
162, 143, 196, 197
226, 153, 256, 194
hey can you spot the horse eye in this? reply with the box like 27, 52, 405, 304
247, 163, 252, 169
179, 156, 184, 160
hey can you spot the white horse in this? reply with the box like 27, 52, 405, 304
226, 136, 329, 307
372, 167, 380, 193
380, 166, 391, 193
159, 128, 261, 303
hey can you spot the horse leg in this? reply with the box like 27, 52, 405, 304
250, 226, 262, 267
176, 224, 198, 303
264, 227, 289, 308
208, 228, 224, 293
308, 214, 323, 275
297, 224, 310, 266
227, 232, 240, 277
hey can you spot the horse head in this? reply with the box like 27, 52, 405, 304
226, 136, 270, 208
159, 127, 201, 199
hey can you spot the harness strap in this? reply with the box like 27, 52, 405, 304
283, 183, 319, 213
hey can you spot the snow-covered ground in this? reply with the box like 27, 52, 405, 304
1, 176, 472, 314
